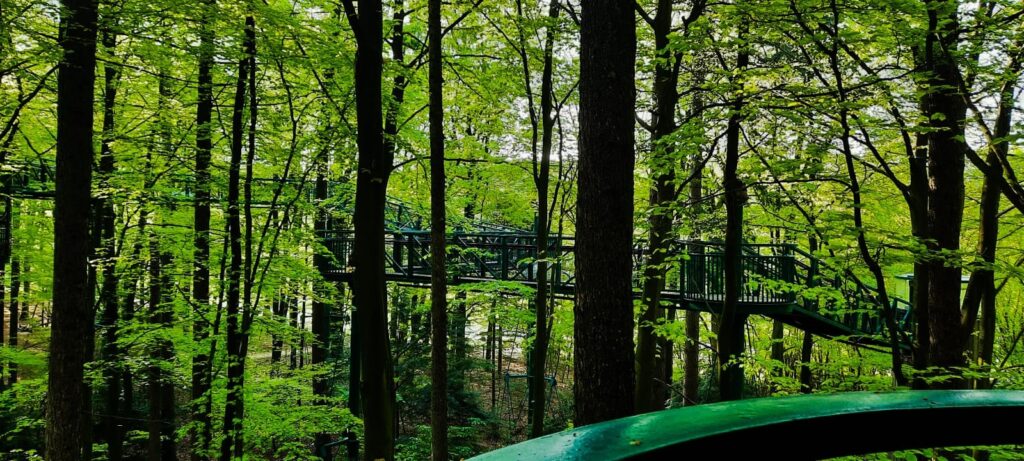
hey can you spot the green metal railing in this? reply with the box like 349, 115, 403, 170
469, 391, 1024, 460
318, 231, 910, 346
678, 242, 798, 305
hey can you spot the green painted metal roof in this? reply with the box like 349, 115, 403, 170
470, 391, 1024, 460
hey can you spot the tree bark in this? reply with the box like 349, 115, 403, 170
344, 0, 397, 456
191, 0, 216, 455
47, 0, 98, 459
919, 0, 968, 387
7, 257, 18, 387
575, 0, 636, 426
147, 247, 176, 461
220, 14, 254, 461
635, 0, 681, 413
719, 20, 748, 402
98, 22, 124, 459
312, 103, 332, 454
684, 90, 705, 406
962, 43, 1019, 389
523, 0, 560, 437
428, 0, 448, 455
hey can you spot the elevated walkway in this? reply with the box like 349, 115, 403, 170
0, 161, 910, 348
319, 230, 911, 349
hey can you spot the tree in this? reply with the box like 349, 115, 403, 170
46, 0, 98, 459
191, 0, 216, 454
575, 0, 636, 426
221, 12, 255, 461
634, 0, 705, 413
341, 0, 397, 457
427, 0, 448, 457
916, 0, 969, 387
718, 13, 749, 402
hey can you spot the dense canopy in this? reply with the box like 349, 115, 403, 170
1, 0, 1023, 459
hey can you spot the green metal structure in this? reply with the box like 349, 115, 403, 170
1, 159, 909, 349
319, 230, 912, 349
469, 391, 1024, 460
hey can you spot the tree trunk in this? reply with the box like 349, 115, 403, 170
770, 321, 785, 382
7, 257, 18, 387
312, 106, 331, 453
220, 15, 254, 461
191, 0, 216, 455
147, 247, 176, 461
635, 0, 680, 413
657, 308, 674, 407
346, 0, 397, 456
575, 0, 636, 426
719, 20, 748, 402
452, 291, 468, 393
800, 238, 817, 394
919, 0, 968, 387
684, 95, 705, 406
909, 142, 930, 389
524, 0, 560, 438
98, 22, 124, 459
428, 0, 447, 455
963, 45, 1019, 389
290, 296, 299, 369
271, 295, 286, 367
0, 130, 10, 391
47, 0, 98, 459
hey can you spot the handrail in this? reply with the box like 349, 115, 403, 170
469, 391, 1024, 460
318, 232, 913, 345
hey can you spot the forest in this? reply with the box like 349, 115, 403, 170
1, 0, 1023, 459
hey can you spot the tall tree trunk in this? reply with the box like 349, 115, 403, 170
147, 247, 176, 461
271, 294, 286, 367
311, 84, 332, 455
428, 0, 447, 455
770, 321, 785, 382
718, 20, 749, 402
919, 0, 968, 387
684, 89, 705, 406
220, 14, 254, 461
658, 308, 674, 407
47, 0, 98, 459
7, 257, 18, 386
452, 291, 468, 392
909, 136, 930, 389
963, 44, 1019, 389
344, 0, 397, 456
232, 12, 259, 457
523, 0, 560, 438
575, 0, 636, 426
97, 21, 124, 459
0, 111, 10, 391
799, 237, 818, 394
191, 0, 216, 455
635, 0, 681, 413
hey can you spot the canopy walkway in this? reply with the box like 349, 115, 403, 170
319, 230, 911, 348
0, 160, 911, 348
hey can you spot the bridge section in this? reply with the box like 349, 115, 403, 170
0, 160, 910, 348
319, 230, 911, 349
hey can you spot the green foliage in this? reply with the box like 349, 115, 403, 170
0, 378, 46, 456
396, 421, 490, 461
